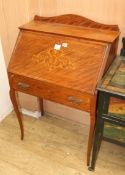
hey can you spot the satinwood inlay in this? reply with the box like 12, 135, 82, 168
32, 46, 75, 71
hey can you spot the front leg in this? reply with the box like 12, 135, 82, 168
87, 96, 97, 166
10, 89, 24, 140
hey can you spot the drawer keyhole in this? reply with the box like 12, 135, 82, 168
18, 82, 30, 91
68, 96, 83, 105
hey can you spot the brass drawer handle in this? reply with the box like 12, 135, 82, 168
18, 82, 30, 90
68, 96, 83, 105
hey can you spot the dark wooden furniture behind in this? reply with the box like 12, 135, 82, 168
8, 14, 120, 166
89, 56, 125, 171
120, 37, 125, 56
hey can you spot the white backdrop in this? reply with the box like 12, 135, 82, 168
0, 39, 12, 121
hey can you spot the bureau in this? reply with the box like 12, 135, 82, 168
8, 14, 120, 166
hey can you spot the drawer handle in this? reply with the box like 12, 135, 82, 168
68, 96, 83, 105
18, 82, 30, 90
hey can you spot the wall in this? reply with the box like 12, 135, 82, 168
0, 0, 124, 124
0, 39, 12, 121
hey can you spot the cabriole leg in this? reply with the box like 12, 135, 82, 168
87, 116, 95, 166
87, 96, 97, 166
10, 89, 24, 140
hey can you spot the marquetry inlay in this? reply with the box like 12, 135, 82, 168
32, 47, 75, 71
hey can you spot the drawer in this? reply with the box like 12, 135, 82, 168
104, 122, 125, 145
9, 74, 91, 111
108, 97, 125, 121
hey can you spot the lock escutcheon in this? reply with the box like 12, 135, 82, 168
68, 96, 83, 105
18, 82, 30, 91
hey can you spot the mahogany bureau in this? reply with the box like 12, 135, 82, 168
8, 14, 120, 166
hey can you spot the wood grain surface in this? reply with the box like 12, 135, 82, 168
34, 14, 119, 31
20, 21, 119, 43
8, 30, 110, 95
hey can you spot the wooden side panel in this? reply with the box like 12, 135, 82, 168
104, 38, 119, 73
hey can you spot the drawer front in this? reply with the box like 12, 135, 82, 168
10, 74, 91, 111
104, 122, 125, 145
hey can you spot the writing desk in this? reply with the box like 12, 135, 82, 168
8, 14, 119, 166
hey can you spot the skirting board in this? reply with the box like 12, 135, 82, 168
0, 106, 13, 122
0, 107, 89, 126
21, 108, 89, 126
21, 108, 41, 118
